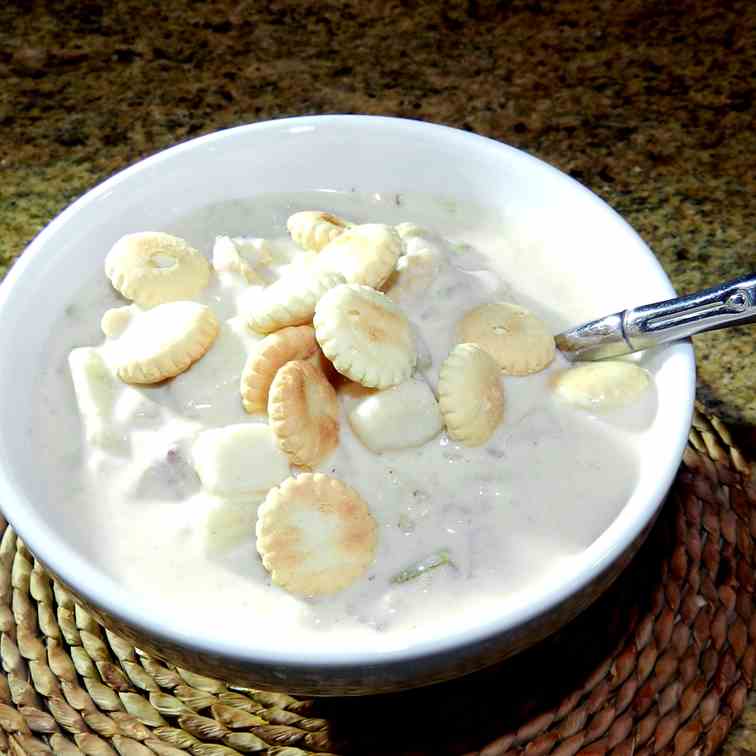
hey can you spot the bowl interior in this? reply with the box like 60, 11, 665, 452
0, 116, 694, 665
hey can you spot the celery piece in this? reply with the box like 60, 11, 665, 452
391, 549, 453, 584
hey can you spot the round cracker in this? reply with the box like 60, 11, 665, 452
256, 473, 377, 596
240, 325, 318, 414
457, 302, 555, 376
247, 269, 345, 335
287, 211, 351, 252
268, 360, 340, 467
115, 301, 219, 384
314, 283, 417, 389
438, 343, 504, 446
552, 361, 651, 412
316, 223, 401, 289
105, 232, 211, 308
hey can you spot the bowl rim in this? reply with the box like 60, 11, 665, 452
0, 114, 696, 669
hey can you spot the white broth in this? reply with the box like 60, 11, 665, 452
34, 191, 656, 653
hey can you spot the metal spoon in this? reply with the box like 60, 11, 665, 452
555, 273, 756, 361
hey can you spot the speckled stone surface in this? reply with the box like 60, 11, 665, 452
0, 0, 754, 747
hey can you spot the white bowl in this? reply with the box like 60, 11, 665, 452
0, 116, 695, 694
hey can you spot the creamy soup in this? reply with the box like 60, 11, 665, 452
34, 192, 656, 653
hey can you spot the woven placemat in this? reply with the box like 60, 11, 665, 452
0, 403, 753, 756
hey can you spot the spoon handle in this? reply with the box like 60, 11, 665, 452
555, 273, 756, 361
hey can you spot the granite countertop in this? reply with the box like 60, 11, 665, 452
0, 0, 754, 751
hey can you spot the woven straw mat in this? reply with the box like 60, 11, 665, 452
0, 403, 753, 756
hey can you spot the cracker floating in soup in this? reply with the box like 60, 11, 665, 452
315, 223, 402, 289
287, 210, 352, 253
105, 231, 211, 308
314, 283, 417, 389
